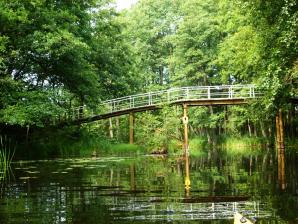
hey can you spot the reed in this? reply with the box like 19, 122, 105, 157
0, 135, 15, 181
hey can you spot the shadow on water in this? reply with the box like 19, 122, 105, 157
0, 146, 297, 223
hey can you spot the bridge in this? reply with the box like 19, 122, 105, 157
65, 85, 259, 124
57, 85, 260, 150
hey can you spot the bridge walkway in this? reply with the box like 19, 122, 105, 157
65, 85, 259, 124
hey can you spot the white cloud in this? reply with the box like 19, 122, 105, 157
115, 0, 138, 10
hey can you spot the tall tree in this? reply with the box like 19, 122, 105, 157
123, 0, 181, 89
171, 0, 222, 86
0, 0, 137, 127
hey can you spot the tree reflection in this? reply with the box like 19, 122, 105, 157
0, 149, 296, 223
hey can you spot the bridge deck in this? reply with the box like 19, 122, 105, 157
75, 98, 249, 124
60, 85, 260, 124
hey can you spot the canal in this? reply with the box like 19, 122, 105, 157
0, 147, 297, 223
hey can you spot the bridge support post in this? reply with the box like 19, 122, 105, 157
129, 112, 134, 144
182, 104, 189, 155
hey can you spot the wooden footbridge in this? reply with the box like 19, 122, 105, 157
67, 85, 258, 123
59, 84, 259, 150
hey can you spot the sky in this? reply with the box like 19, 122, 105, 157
115, 0, 138, 10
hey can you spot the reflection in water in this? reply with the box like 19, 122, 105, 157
130, 164, 136, 191
0, 148, 297, 223
276, 109, 286, 190
184, 153, 191, 197
278, 148, 286, 190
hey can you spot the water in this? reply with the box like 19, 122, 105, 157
0, 148, 297, 223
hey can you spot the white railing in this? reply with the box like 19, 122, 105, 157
64, 85, 259, 122
110, 201, 271, 221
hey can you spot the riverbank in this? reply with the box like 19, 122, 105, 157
3, 122, 297, 160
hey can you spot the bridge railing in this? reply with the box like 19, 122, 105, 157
66, 85, 258, 121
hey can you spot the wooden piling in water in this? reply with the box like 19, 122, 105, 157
129, 112, 134, 144
185, 154, 191, 196
182, 104, 189, 154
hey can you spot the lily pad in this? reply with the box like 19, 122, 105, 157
19, 177, 30, 180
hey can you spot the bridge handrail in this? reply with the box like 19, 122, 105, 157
62, 84, 259, 122
102, 85, 255, 103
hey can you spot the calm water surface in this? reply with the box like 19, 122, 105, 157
0, 148, 297, 223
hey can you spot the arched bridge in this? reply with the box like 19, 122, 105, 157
58, 84, 261, 147
66, 84, 259, 124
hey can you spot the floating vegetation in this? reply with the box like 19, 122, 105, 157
70, 164, 84, 168
19, 176, 38, 182
19, 176, 31, 180
25, 171, 40, 174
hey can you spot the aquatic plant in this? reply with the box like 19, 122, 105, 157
0, 135, 15, 181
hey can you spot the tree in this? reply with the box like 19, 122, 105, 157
171, 0, 222, 86
123, 0, 181, 89
0, 0, 139, 127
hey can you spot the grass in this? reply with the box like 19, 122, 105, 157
221, 135, 265, 148
24, 127, 145, 159
19, 124, 284, 159
167, 137, 208, 156
106, 143, 143, 155
0, 135, 15, 181
68, 135, 144, 157
188, 137, 208, 156
171, 135, 267, 157
168, 139, 183, 154
217, 135, 266, 157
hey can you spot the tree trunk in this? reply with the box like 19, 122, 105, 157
116, 117, 120, 140
159, 66, 163, 85
208, 106, 215, 144
79, 96, 84, 119
253, 123, 257, 137
26, 125, 30, 146
129, 113, 134, 144
207, 129, 212, 144
268, 125, 272, 143
248, 119, 252, 137
199, 127, 203, 136
224, 106, 228, 135
109, 118, 114, 139
260, 121, 267, 138
289, 105, 294, 138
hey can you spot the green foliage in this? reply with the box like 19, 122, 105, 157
123, 0, 297, 140
0, 0, 297, 157
171, 0, 222, 85
0, 0, 138, 127
221, 136, 266, 155
123, 0, 181, 88
135, 106, 181, 151
217, 26, 262, 83
1, 90, 66, 127
189, 137, 208, 156
21, 124, 144, 159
